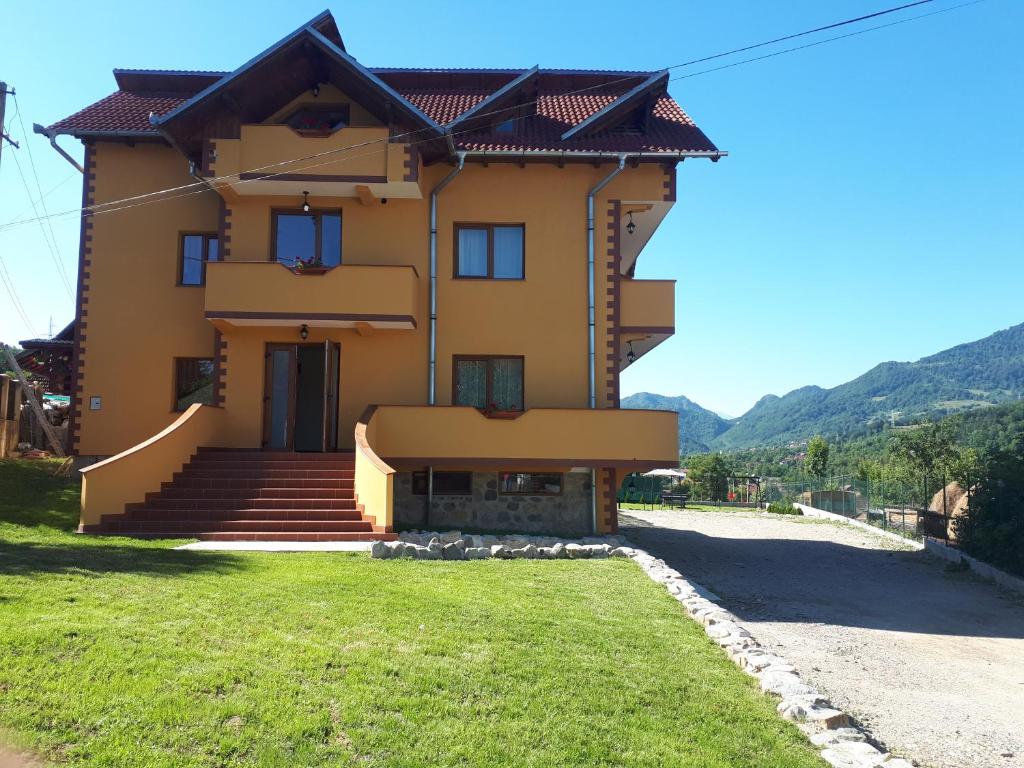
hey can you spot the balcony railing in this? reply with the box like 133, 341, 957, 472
620, 278, 675, 332
208, 126, 422, 199
366, 405, 678, 468
204, 261, 419, 330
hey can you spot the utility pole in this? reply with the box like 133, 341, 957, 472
0, 81, 20, 169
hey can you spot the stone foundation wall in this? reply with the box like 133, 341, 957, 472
393, 470, 593, 537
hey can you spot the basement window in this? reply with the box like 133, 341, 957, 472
411, 471, 473, 495
174, 358, 215, 411
499, 472, 563, 495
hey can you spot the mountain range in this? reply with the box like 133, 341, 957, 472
623, 322, 1024, 452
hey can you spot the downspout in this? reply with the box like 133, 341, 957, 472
32, 124, 84, 173
426, 148, 466, 523
586, 154, 627, 534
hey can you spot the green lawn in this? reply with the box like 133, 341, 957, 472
619, 502, 762, 514
0, 460, 824, 768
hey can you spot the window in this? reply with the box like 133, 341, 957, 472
495, 117, 516, 133
273, 211, 342, 267
179, 233, 219, 285
284, 105, 351, 136
499, 472, 563, 495
174, 358, 215, 411
454, 224, 524, 279
411, 471, 473, 495
453, 356, 524, 411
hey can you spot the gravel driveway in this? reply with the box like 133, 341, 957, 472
620, 508, 1024, 768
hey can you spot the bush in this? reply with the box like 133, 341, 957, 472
955, 440, 1024, 577
767, 501, 801, 516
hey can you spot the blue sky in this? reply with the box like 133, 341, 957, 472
1, 0, 1020, 416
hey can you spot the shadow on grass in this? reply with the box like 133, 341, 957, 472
0, 538, 243, 578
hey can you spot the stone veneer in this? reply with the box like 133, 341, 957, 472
393, 470, 593, 537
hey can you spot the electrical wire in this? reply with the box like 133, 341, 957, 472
669, 0, 985, 83
8, 96, 75, 298
0, 0, 985, 235
0, 257, 38, 336
13, 93, 76, 293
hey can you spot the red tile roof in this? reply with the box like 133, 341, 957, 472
50, 71, 718, 154
49, 90, 188, 135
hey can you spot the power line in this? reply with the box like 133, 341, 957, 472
0, 257, 37, 336
670, 0, 985, 83
12, 93, 75, 297
6, 101, 75, 298
0, 0, 985, 235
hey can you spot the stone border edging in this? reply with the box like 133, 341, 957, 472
796, 503, 1024, 596
794, 504, 924, 550
923, 537, 1024, 596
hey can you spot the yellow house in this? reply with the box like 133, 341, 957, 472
45, 11, 723, 541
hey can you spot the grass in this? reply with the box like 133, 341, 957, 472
0, 460, 824, 768
618, 502, 762, 514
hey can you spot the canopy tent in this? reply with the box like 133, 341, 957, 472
643, 468, 686, 478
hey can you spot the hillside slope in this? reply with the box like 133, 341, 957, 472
621, 392, 731, 453
713, 322, 1024, 449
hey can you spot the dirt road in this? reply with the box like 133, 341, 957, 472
620, 509, 1024, 768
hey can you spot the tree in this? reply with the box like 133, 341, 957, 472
888, 422, 961, 506
804, 435, 830, 481
687, 453, 732, 501
955, 435, 1024, 577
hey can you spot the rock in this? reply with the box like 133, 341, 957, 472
453, 538, 467, 552
466, 547, 490, 560
439, 530, 462, 544
585, 544, 610, 558
809, 728, 867, 747
490, 545, 513, 559
566, 543, 588, 559
414, 545, 434, 560
441, 543, 463, 560
801, 706, 850, 731
551, 543, 567, 559
521, 544, 538, 559
705, 621, 740, 639
370, 541, 390, 559
880, 759, 913, 768
760, 671, 816, 698
537, 547, 554, 559
609, 547, 632, 558
427, 537, 442, 552
820, 741, 887, 768
400, 543, 418, 559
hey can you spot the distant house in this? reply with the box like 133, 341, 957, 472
17, 321, 74, 396
45, 11, 722, 540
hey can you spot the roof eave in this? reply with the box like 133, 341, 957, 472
152, 11, 339, 128
560, 70, 669, 141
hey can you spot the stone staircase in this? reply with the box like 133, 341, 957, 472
87, 448, 394, 541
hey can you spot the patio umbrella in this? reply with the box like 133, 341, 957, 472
642, 468, 686, 478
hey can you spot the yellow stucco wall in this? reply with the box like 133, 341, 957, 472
76, 143, 672, 457
77, 142, 220, 456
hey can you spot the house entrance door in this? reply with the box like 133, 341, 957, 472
263, 341, 340, 451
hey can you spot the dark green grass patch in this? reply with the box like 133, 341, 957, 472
0, 460, 823, 767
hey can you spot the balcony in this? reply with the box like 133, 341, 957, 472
204, 261, 419, 330
208, 126, 422, 200
367, 405, 678, 469
618, 278, 675, 369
